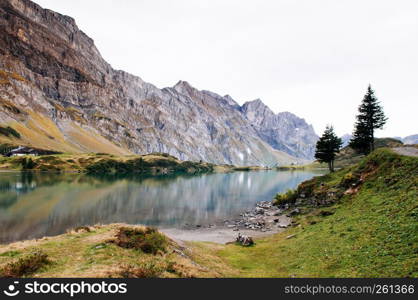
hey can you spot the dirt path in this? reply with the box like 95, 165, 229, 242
393, 147, 418, 157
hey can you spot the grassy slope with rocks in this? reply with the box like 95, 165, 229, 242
0, 148, 416, 277
0, 224, 228, 278
192, 148, 418, 277
306, 138, 404, 169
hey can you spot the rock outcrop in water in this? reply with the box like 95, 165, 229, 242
0, 0, 316, 165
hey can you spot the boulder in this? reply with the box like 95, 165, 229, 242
255, 207, 265, 215
287, 208, 300, 217
236, 233, 254, 246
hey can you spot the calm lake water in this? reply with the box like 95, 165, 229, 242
0, 170, 326, 243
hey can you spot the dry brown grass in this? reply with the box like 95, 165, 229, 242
0, 224, 223, 278
0, 110, 131, 155
0, 98, 24, 115
111, 227, 168, 255
0, 250, 50, 278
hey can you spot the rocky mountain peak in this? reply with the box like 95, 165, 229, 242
241, 99, 275, 125
242, 98, 269, 110
0, 0, 318, 165
174, 80, 193, 89
172, 80, 199, 97
240, 100, 318, 159
222, 94, 239, 107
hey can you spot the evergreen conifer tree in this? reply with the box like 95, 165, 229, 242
315, 125, 342, 172
349, 85, 387, 154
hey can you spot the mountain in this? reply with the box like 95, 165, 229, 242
0, 0, 314, 166
241, 99, 318, 159
401, 134, 418, 145
340, 134, 352, 148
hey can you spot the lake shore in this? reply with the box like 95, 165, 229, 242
0, 168, 325, 244
1, 149, 416, 278
161, 201, 292, 244
0, 152, 279, 174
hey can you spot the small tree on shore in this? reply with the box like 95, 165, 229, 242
315, 125, 342, 172
21, 157, 36, 170
349, 85, 387, 155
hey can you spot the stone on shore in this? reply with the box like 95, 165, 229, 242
236, 233, 254, 246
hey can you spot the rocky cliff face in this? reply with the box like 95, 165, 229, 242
241, 100, 318, 159
0, 0, 315, 165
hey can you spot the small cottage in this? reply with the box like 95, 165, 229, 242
5, 146, 41, 157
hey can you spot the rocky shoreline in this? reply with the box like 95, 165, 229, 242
162, 201, 293, 244
224, 201, 292, 232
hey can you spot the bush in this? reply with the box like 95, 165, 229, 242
116, 262, 165, 278
176, 161, 214, 173
0, 250, 49, 278
273, 189, 298, 206
0, 126, 20, 138
339, 172, 361, 188
86, 158, 150, 174
0, 144, 14, 155
149, 152, 175, 159
233, 167, 251, 171
21, 157, 36, 170
73, 226, 91, 233
85, 157, 213, 175
113, 227, 168, 255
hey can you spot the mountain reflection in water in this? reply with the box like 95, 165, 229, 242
0, 170, 326, 243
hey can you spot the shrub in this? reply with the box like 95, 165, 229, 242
273, 189, 298, 206
339, 172, 361, 188
86, 158, 150, 174
176, 161, 214, 173
22, 157, 36, 170
0, 250, 49, 278
86, 159, 127, 174
233, 167, 251, 171
116, 262, 165, 278
73, 226, 91, 233
0, 144, 14, 155
151, 158, 176, 168
85, 157, 213, 175
113, 227, 168, 255
0, 126, 20, 138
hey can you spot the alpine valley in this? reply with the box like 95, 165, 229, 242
0, 0, 318, 166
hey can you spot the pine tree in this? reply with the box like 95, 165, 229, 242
349, 85, 387, 155
315, 125, 342, 172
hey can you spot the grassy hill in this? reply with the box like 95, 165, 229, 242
196, 148, 417, 277
0, 152, 215, 175
0, 148, 416, 277
306, 138, 404, 169
0, 224, 224, 278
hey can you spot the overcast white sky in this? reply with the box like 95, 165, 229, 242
35, 0, 418, 137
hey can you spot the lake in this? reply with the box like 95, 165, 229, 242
0, 170, 326, 243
